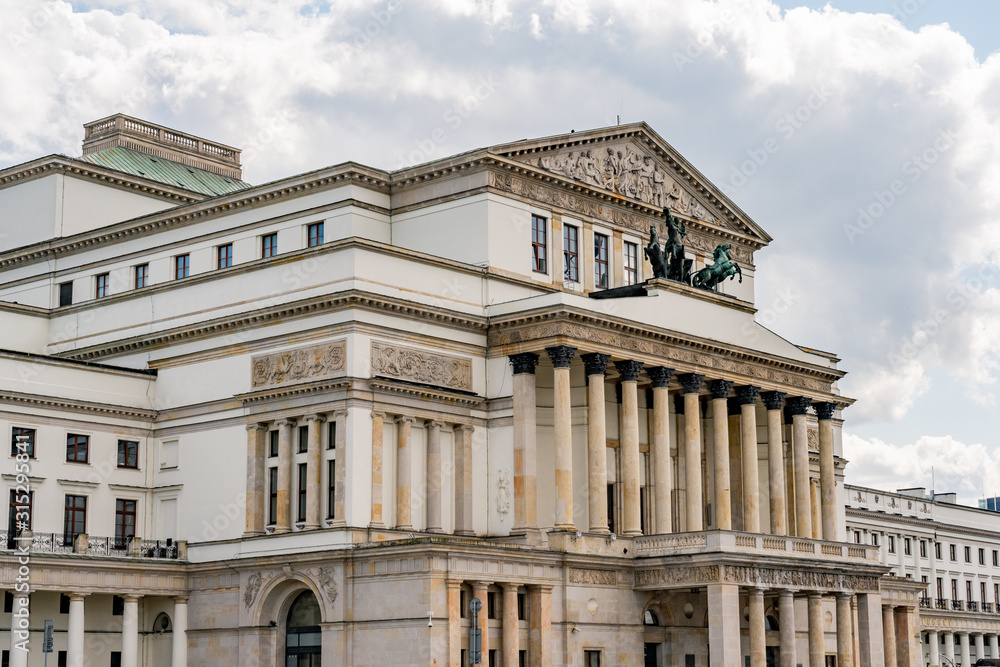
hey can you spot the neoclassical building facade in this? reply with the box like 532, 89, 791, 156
0, 115, 915, 666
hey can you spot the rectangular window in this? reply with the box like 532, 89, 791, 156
134, 263, 149, 289
460, 590, 467, 618
624, 241, 639, 285
268, 467, 278, 526
904, 537, 911, 556
113, 597, 124, 616
308, 222, 324, 247
95, 273, 110, 299
639, 485, 648, 535
66, 434, 89, 463
594, 233, 609, 288
951, 579, 958, 599
110, 651, 122, 667
487, 591, 497, 619
854, 530, 861, 544
217, 243, 233, 269
3, 592, 11, 613
11, 427, 35, 458
58, 282, 73, 307
489, 650, 497, 667
58, 651, 67, 667
965, 546, 972, 563
936, 542, 942, 559
994, 550, 998, 567
174, 254, 190, 280
950, 544, 957, 561
8, 489, 33, 533
982, 582, 988, 605
531, 215, 547, 273
115, 499, 136, 548
606, 483, 616, 534
888, 535, 895, 554
995, 583, 999, 604
937, 577, 943, 599
298, 425, 308, 454
980, 548, 986, 565
519, 650, 527, 667
584, 650, 602, 667
920, 540, 927, 558
871, 533, 879, 547
517, 592, 526, 621
63, 494, 87, 542
967, 580, 973, 601
269, 430, 279, 458
327, 459, 336, 520
563, 225, 579, 282
60, 594, 70, 614
117, 440, 139, 469
262, 233, 278, 258
328, 422, 336, 450
297, 463, 307, 523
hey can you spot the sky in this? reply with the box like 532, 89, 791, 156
2, 0, 1000, 503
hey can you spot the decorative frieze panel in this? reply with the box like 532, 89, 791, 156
568, 568, 618, 586
635, 565, 720, 588
251, 340, 346, 388
371, 341, 473, 392
721, 565, 880, 592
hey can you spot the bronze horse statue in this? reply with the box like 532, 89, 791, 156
692, 243, 742, 290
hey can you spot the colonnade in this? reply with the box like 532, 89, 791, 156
5, 592, 187, 667
925, 629, 1000, 667
509, 347, 841, 538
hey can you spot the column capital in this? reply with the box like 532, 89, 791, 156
304, 413, 327, 423
580, 352, 611, 376
500, 581, 521, 592
454, 423, 474, 435
509, 352, 540, 375
646, 366, 674, 388
546, 345, 577, 368
174, 595, 189, 603
446, 579, 464, 589
246, 422, 268, 432
68, 592, 89, 601
471, 580, 492, 591
761, 390, 786, 411
275, 417, 297, 427
396, 415, 416, 425
735, 385, 761, 406
807, 592, 824, 600
678, 372, 704, 394
123, 594, 142, 602
614, 359, 644, 382
813, 402, 836, 420
371, 410, 387, 420
707, 379, 733, 400
786, 396, 812, 415
333, 409, 349, 419
427, 420, 445, 429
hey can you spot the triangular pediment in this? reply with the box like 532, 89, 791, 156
490, 122, 770, 244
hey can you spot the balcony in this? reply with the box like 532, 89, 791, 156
968, 601, 979, 612
919, 597, 932, 609
984, 603, 994, 613
936, 598, 948, 609
952, 599, 966, 611
0, 531, 184, 560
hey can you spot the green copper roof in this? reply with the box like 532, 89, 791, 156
78, 146, 251, 197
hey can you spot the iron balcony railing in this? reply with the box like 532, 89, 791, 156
0, 531, 181, 560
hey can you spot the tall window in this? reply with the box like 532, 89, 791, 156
624, 241, 638, 285
965, 546, 972, 563
115, 499, 136, 548
994, 550, 998, 567
951, 579, 958, 600
980, 548, 986, 565
174, 254, 190, 280
297, 463, 308, 523
995, 583, 999, 605
967, 580, 973, 602
217, 243, 233, 269
269, 430, 279, 458
262, 233, 278, 258
63, 495, 87, 541
920, 540, 927, 558
563, 225, 579, 282
328, 422, 336, 450
982, 582, 988, 606
531, 215, 547, 273
268, 467, 278, 526
8, 489, 33, 534
134, 264, 149, 289
66, 434, 89, 463
11, 427, 35, 458
327, 459, 336, 520
935, 542, 942, 559
594, 233, 609, 289
95, 273, 110, 299
606, 483, 616, 534
58, 281, 73, 307
950, 544, 956, 561
117, 440, 138, 469
888, 535, 895, 554
298, 426, 308, 454
903, 537, 911, 556
937, 578, 943, 599
308, 222, 324, 247
584, 650, 602, 667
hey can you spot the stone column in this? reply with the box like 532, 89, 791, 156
928, 630, 939, 667
736, 385, 762, 533
172, 596, 188, 667
529, 585, 552, 667
856, 593, 885, 667
778, 590, 797, 667
648, 367, 674, 535
473, 582, 490, 661
304, 414, 325, 530
510, 353, 540, 532
122, 595, 140, 667
454, 425, 474, 536
370, 411, 386, 527
275, 417, 296, 533
548, 346, 578, 530
679, 373, 705, 531
502, 583, 519, 667
749, 587, 766, 667
447, 580, 462, 667
990, 634, 999, 659
787, 397, 812, 538
396, 416, 415, 529
943, 631, 955, 664
426, 420, 444, 533
976, 634, 986, 663
244, 423, 267, 535
674, 393, 688, 531
583, 353, 611, 533
895, 606, 917, 667
7, 592, 28, 667
331, 410, 348, 525
810, 479, 821, 539
68, 593, 86, 667
813, 402, 837, 541
808, 594, 824, 667
882, 605, 897, 667
762, 391, 788, 535
960, 633, 971, 667
616, 359, 644, 536
707, 583, 741, 667
837, 594, 853, 667
707, 379, 733, 530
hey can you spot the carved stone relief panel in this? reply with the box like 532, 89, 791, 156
252, 340, 346, 388
370, 341, 473, 392
634, 565, 720, 588
568, 568, 618, 586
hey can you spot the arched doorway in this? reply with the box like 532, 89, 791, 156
285, 590, 322, 666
